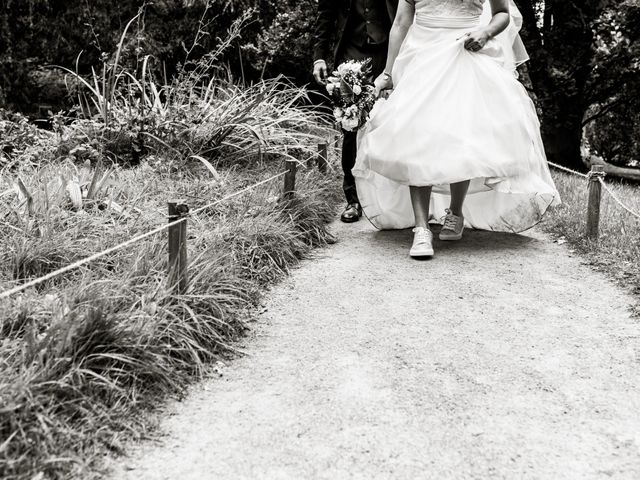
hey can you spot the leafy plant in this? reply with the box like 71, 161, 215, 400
515, 0, 640, 171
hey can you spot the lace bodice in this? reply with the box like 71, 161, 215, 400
414, 0, 485, 18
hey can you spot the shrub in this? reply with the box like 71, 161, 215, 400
241, 1, 317, 85
584, 96, 640, 168
0, 153, 340, 480
0, 0, 321, 114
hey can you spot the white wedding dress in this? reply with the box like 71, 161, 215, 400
352, 0, 560, 232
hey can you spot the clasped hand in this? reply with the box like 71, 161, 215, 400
463, 29, 490, 52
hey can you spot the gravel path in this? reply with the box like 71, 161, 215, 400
107, 219, 640, 479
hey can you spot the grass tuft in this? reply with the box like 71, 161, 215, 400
541, 171, 640, 315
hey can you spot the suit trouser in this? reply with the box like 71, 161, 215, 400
336, 42, 388, 204
341, 130, 359, 204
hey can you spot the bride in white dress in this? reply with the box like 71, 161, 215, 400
352, 0, 560, 258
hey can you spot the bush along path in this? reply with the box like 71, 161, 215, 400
0, 56, 338, 478
0, 161, 340, 480
107, 218, 640, 479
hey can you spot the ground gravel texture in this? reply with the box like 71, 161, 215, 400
107, 219, 640, 480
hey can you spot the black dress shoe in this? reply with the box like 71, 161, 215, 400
340, 203, 362, 223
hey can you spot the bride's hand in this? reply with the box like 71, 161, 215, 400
463, 29, 491, 52
374, 73, 394, 99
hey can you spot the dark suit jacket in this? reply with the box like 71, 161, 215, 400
313, 0, 398, 64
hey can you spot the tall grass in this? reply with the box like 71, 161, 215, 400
541, 171, 640, 315
57, 9, 330, 168
0, 159, 340, 479
0, 7, 339, 479
56, 70, 330, 168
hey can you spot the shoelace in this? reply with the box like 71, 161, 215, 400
442, 210, 460, 231
413, 228, 432, 244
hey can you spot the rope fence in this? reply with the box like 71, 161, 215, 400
547, 161, 640, 241
597, 177, 640, 221
0, 141, 332, 300
547, 161, 589, 179
5, 146, 635, 300
0, 216, 186, 300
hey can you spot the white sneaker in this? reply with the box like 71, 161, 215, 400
439, 209, 464, 241
410, 227, 434, 258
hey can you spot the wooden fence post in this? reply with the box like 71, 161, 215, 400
586, 165, 605, 242
283, 160, 297, 200
306, 149, 315, 169
168, 201, 189, 293
317, 141, 328, 174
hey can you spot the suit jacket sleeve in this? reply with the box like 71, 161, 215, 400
314, 0, 338, 62
387, 0, 399, 22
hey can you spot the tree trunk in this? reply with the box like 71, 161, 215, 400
590, 157, 640, 183
525, 55, 590, 170
540, 116, 586, 171
514, 0, 606, 172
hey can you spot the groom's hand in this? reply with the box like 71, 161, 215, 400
313, 60, 328, 85
374, 73, 394, 99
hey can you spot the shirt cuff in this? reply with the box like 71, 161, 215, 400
313, 59, 326, 65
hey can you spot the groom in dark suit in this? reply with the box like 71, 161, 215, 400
313, 0, 398, 223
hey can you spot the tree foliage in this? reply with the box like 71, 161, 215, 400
584, 1, 640, 167
241, 1, 316, 85
0, 0, 314, 113
515, 0, 640, 169
2, 0, 640, 170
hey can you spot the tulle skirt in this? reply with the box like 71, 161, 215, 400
353, 16, 560, 232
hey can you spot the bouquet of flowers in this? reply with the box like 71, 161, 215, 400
325, 59, 377, 132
